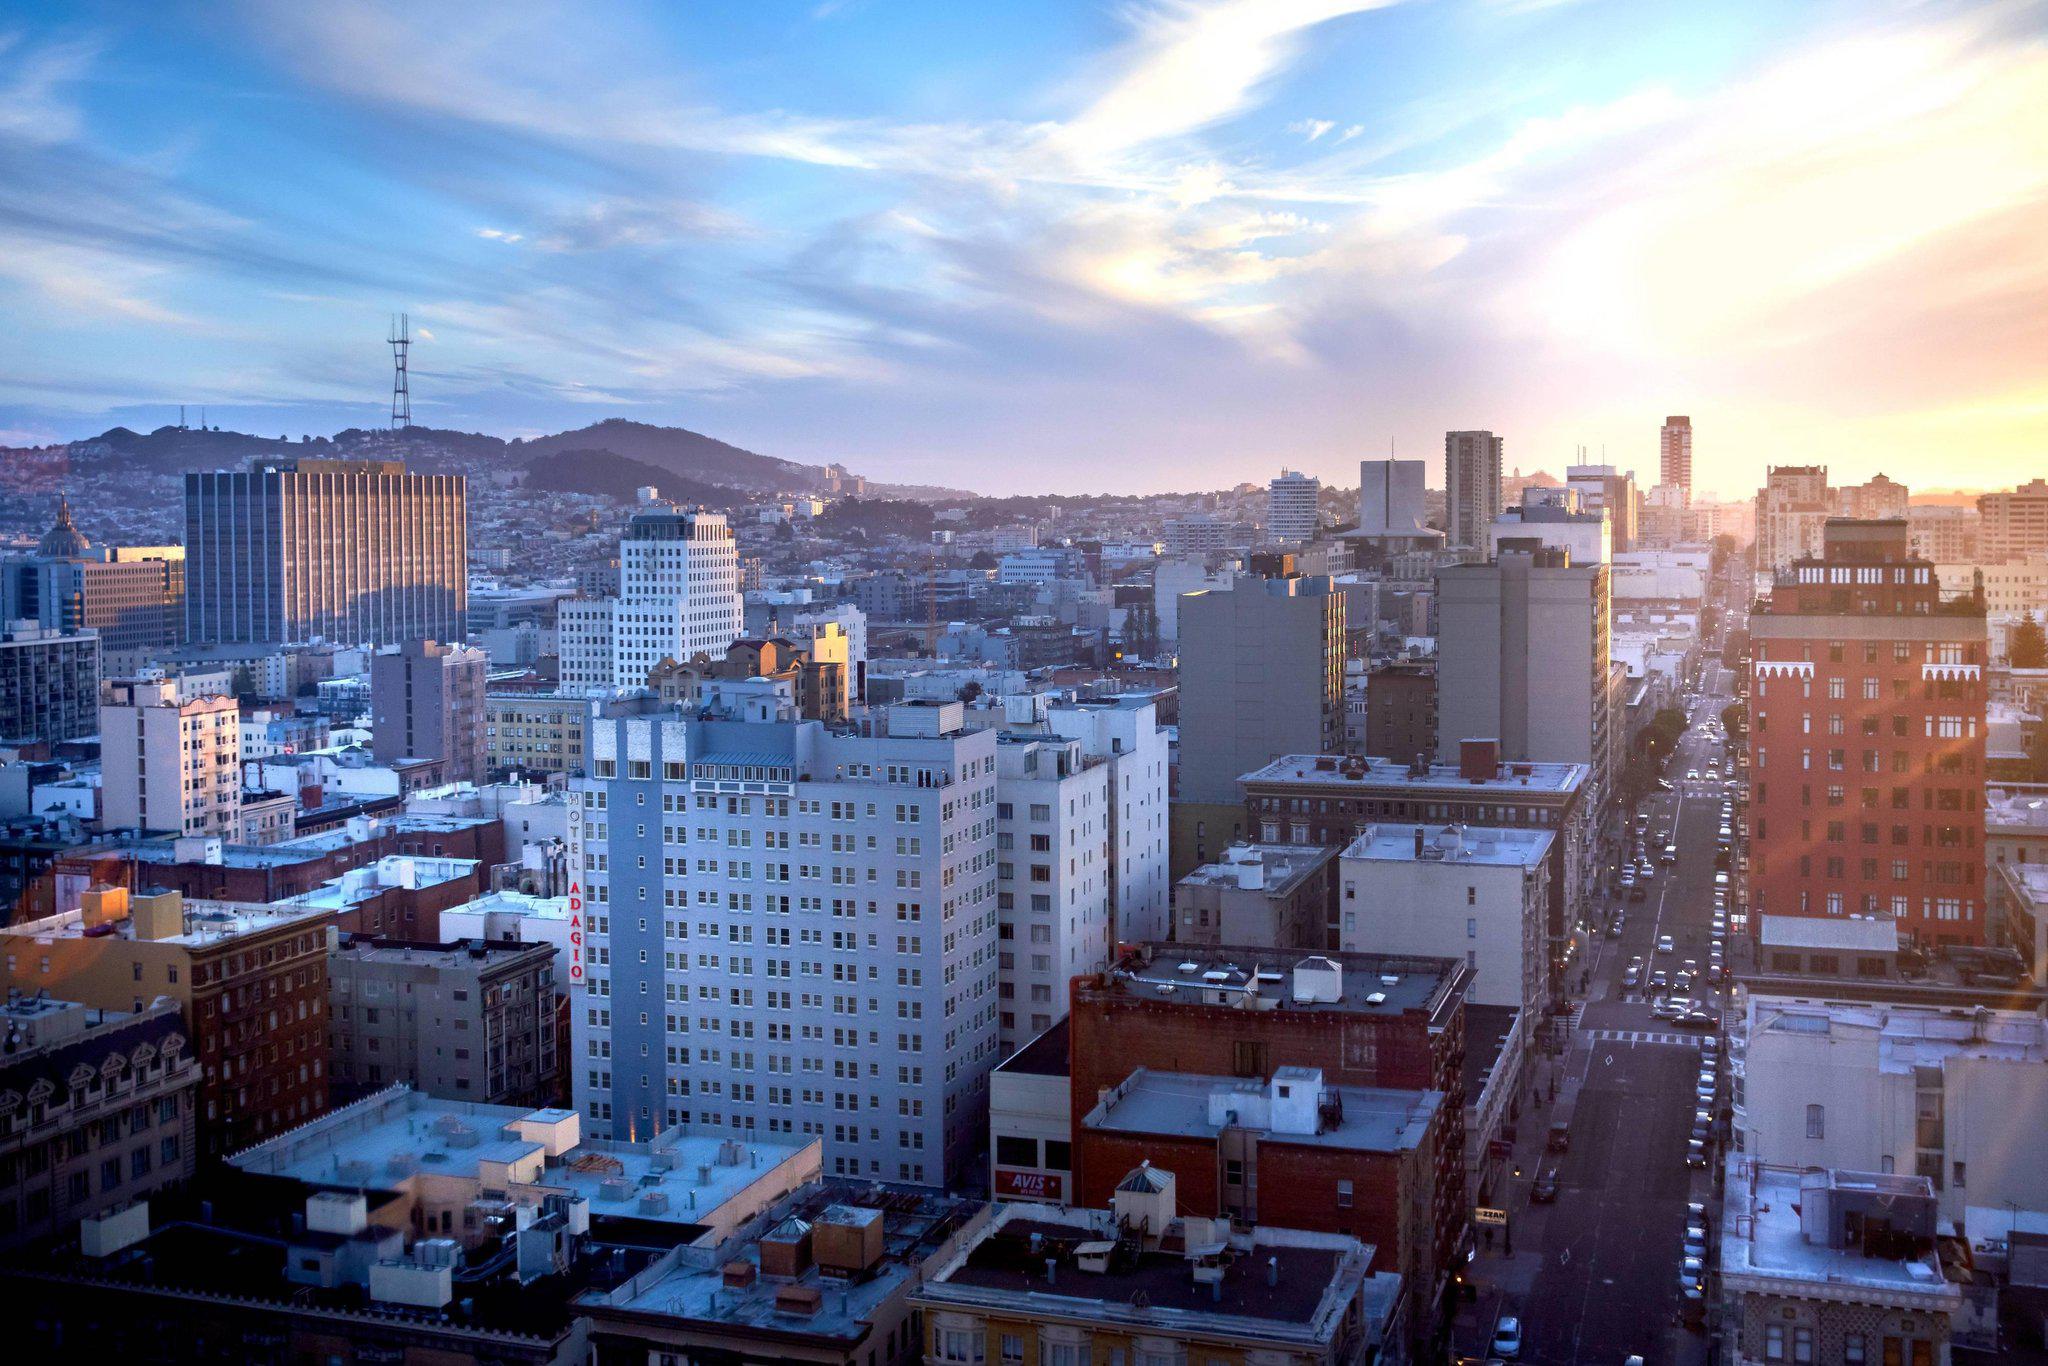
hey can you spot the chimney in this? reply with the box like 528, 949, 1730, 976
1413, 826, 1424, 858
1459, 738, 1500, 782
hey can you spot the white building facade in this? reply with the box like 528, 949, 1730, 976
559, 508, 743, 691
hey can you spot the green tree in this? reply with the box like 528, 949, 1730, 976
2012, 612, 2048, 669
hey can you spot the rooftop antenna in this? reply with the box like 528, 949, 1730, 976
179, 404, 187, 430
388, 313, 412, 431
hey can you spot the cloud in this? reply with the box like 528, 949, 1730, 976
475, 227, 523, 243
1288, 118, 1337, 141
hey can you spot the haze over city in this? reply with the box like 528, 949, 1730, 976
4, 0, 2046, 494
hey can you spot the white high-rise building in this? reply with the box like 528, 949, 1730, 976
1045, 696, 1171, 945
1267, 470, 1321, 544
569, 687, 1000, 1187
560, 507, 743, 691
100, 673, 241, 837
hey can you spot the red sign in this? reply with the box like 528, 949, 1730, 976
568, 882, 585, 984
995, 1169, 1062, 1201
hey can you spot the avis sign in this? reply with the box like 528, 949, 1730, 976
994, 1169, 1062, 1201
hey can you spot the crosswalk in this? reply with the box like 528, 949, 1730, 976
1583, 1027, 1713, 1049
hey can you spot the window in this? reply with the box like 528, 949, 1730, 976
1336, 1179, 1353, 1208
1793, 1326, 1814, 1364
1806, 1104, 1825, 1139
1844, 1334, 1866, 1365
1765, 1324, 1785, 1362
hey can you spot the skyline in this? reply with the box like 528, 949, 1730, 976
2, 1, 2045, 496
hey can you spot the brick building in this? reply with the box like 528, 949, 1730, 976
1363, 661, 1437, 764
1747, 520, 1989, 947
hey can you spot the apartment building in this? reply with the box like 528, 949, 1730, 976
1755, 465, 1834, 574
1173, 842, 1335, 949
1908, 505, 1980, 564
1042, 695, 1172, 946
1266, 469, 1321, 544
993, 729, 1110, 1056
1659, 416, 1693, 501
371, 639, 488, 787
484, 691, 592, 778
1747, 521, 1989, 946
569, 688, 1000, 1187
99, 673, 240, 838
183, 457, 467, 646
0, 886, 334, 1158
0, 622, 99, 747
559, 506, 743, 690
1445, 430, 1504, 553
1978, 478, 2048, 563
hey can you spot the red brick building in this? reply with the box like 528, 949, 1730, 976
1747, 520, 1989, 947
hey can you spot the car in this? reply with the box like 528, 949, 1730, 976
1714, 872, 1730, 889
1701, 1033, 1720, 1054
1657, 935, 1675, 955
1649, 969, 1670, 989
1622, 964, 1642, 988
1684, 1009, 1721, 1030
1718, 825, 1733, 840
1636, 864, 1657, 883
1682, 959, 1699, 976
1680, 1255, 1706, 1288
1653, 999, 1684, 1021
1491, 1316, 1523, 1359
1685, 1140, 1708, 1168
1673, 973, 1695, 996
1618, 869, 1635, 888
1695, 1085, 1716, 1106
1660, 844, 1678, 863
1605, 919, 1623, 940
1655, 778, 1674, 792
1690, 1121, 1711, 1147
1531, 1170, 1560, 1203
1686, 768, 1700, 779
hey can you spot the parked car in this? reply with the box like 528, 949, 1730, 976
1685, 1140, 1708, 1168
1491, 1316, 1523, 1359
1531, 1170, 1560, 1203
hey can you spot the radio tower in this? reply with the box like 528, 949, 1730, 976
388, 313, 412, 431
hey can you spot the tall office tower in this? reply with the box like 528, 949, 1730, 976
1755, 465, 1835, 573
1978, 478, 2048, 563
1565, 464, 1639, 553
1435, 543, 1613, 812
100, 673, 241, 837
1266, 470, 1321, 544
0, 497, 185, 658
1659, 416, 1693, 503
0, 623, 99, 746
1444, 431, 1504, 553
1171, 574, 1345, 874
371, 639, 489, 786
570, 689, 1000, 1186
184, 458, 467, 646
1747, 520, 1988, 946
558, 506, 743, 691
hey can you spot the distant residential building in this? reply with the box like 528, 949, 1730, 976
99, 673, 240, 838
649, 630, 853, 723
1364, 660, 1437, 763
1266, 469, 1321, 544
1837, 473, 1910, 522
0, 994, 198, 1251
183, 457, 466, 646
995, 546, 1084, 585
1755, 465, 1835, 573
238, 707, 328, 762
1174, 842, 1335, 949
485, 690, 593, 778
328, 936, 558, 1107
1445, 430, 1504, 552
1659, 415, 1693, 502
0, 622, 99, 747
371, 639, 487, 787
1978, 478, 2048, 563
1566, 463, 1640, 553
1163, 515, 1245, 557
558, 506, 743, 691
0, 886, 334, 1158
0, 496, 183, 656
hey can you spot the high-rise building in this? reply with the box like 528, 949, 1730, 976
0, 496, 184, 658
1357, 458, 1430, 536
1266, 469, 1321, 544
371, 639, 488, 787
569, 689, 999, 1186
1435, 546, 1614, 812
1907, 505, 1981, 563
1565, 463, 1640, 553
1747, 519, 1987, 946
99, 673, 240, 837
1659, 415, 1693, 502
1043, 695, 1172, 944
1978, 478, 2048, 563
183, 458, 467, 646
1487, 485, 1611, 564
1444, 431, 1504, 552
0, 622, 99, 746
1171, 574, 1345, 874
1755, 465, 1834, 573
558, 506, 742, 691
1835, 473, 1910, 522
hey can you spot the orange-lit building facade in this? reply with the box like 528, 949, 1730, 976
1747, 520, 1988, 947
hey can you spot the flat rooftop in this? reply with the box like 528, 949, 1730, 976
227, 1088, 814, 1232
0, 896, 331, 948
1720, 1163, 1959, 1306
1463, 1003, 1522, 1099
1758, 914, 1900, 952
1747, 998, 2048, 1069
1084, 1068, 1439, 1153
1988, 788, 2048, 833
1242, 752, 1585, 795
1179, 843, 1332, 894
1341, 823, 1551, 868
1101, 943, 1462, 1019
443, 888, 573, 922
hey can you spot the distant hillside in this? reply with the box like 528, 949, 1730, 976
523, 448, 746, 507
511, 419, 818, 494
72, 425, 316, 471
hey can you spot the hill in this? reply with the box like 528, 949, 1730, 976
510, 419, 819, 494
522, 448, 746, 507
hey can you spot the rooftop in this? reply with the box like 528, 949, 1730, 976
276, 854, 479, 911
441, 888, 573, 923
1746, 998, 2048, 1070
995, 1016, 1071, 1079
1083, 1068, 1440, 1153
1178, 843, 1332, 895
1341, 822, 1552, 868
1757, 914, 1901, 952
1720, 1162, 1960, 1309
1098, 942, 1465, 1021
1988, 787, 2048, 833
1242, 752, 1585, 796
0, 895, 330, 949
330, 936, 553, 971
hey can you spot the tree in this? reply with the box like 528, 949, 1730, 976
2012, 612, 2048, 669
1721, 701, 1747, 740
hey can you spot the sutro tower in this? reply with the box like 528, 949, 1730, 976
388, 313, 412, 430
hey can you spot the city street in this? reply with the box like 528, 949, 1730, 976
1458, 609, 1745, 1364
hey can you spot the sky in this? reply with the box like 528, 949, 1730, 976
1, 1, 2045, 497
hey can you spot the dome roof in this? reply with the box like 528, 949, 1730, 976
36, 495, 91, 558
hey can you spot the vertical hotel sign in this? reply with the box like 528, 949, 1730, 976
567, 792, 586, 990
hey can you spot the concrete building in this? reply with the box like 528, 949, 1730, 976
570, 691, 999, 1187
1042, 695, 1173, 946
1756, 465, 1835, 574
0, 994, 198, 1251
371, 639, 488, 787
0, 886, 334, 1157
1339, 823, 1553, 1015
649, 631, 853, 724
1266, 469, 1321, 544
1747, 521, 1988, 946
1445, 430, 1504, 553
1173, 842, 1335, 949
1152, 555, 1235, 647
1659, 415, 1693, 502
558, 506, 743, 691
1567, 463, 1640, 553
99, 673, 240, 837
0, 622, 99, 747
1978, 478, 2048, 564
183, 457, 466, 646
1435, 543, 1614, 813
914, 1173, 1399, 1366
988, 1019, 1072, 1204
1838, 474, 1911, 522
1173, 573, 1344, 874
1993, 859, 2048, 985
1364, 661, 1437, 764
1908, 505, 1981, 564
485, 690, 593, 778
0, 497, 183, 657
328, 936, 558, 1107
1358, 457, 1431, 538
1487, 485, 1611, 564
1719, 1165, 1962, 1366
